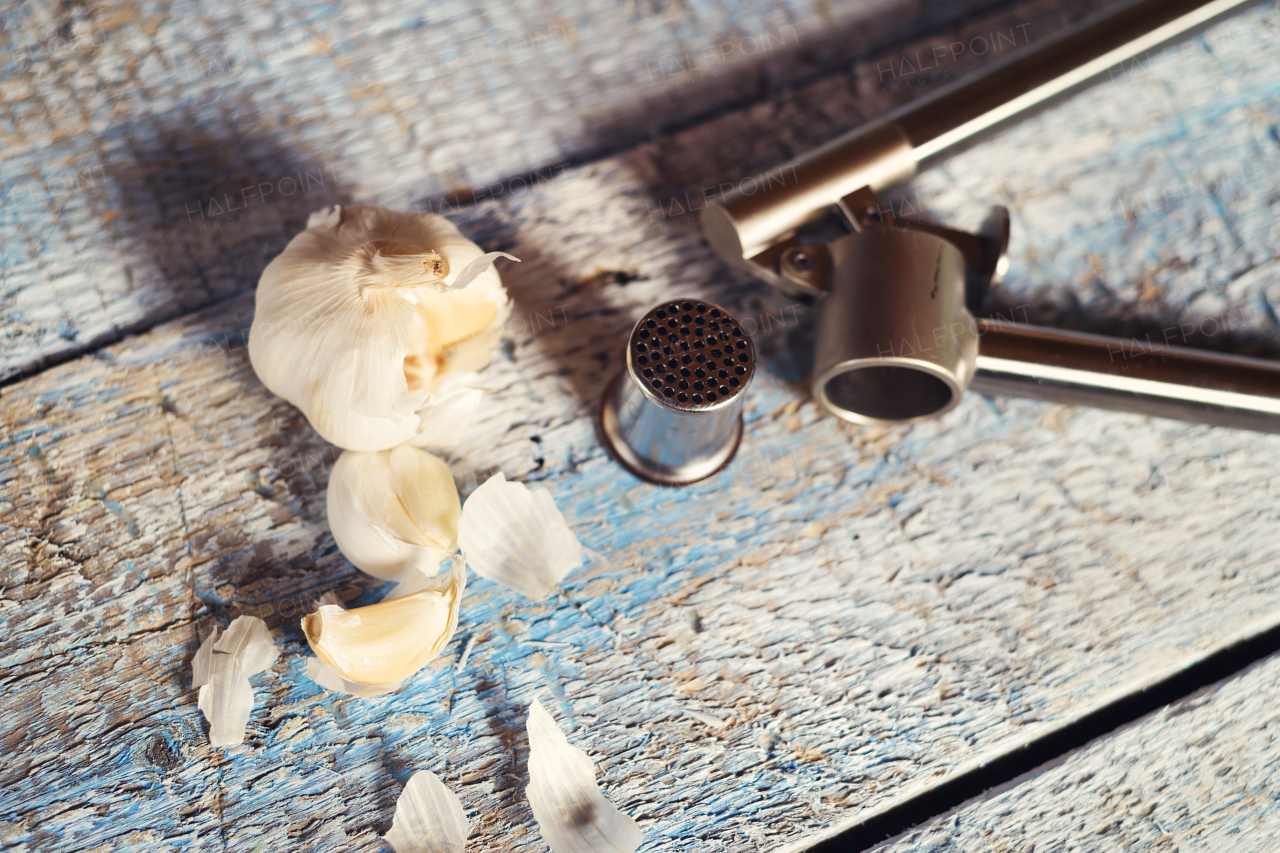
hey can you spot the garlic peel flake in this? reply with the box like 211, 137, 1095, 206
249, 205, 514, 451
302, 560, 466, 685
192, 627, 218, 689
526, 699, 643, 853
198, 652, 253, 748
192, 616, 279, 748
215, 615, 279, 676
443, 251, 520, 292
384, 769, 470, 853
457, 472, 584, 600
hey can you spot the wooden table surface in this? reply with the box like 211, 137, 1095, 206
2, 0, 1279, 851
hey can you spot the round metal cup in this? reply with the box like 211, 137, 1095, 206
812, 227, 978, 424
598, 299, 755, 486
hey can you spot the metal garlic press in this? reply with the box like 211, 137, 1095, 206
702, 0, 1280, 433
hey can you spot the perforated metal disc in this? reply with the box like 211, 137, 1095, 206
628, 299, 755, 412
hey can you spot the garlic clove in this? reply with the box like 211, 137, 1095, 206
248, 205, 515, 451
457, 472, 584, 600
327, 447, 459, 583
384, 769, 470, 853
301, 560, 466, 685
526, 699, 643, 853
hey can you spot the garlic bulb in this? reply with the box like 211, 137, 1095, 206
328, 445, 461, 583
249, 204, 517, 451
302, 559, 466, 685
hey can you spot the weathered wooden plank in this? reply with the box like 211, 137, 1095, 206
872, 651, 1280, 853
0, 0, 1100, 379
3, 3, 1280, 851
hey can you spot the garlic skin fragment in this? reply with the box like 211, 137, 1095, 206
384, 769, 470, 853
215, 614, 279, 676
192, 616, 279, 748
198, 652, 253, 749
302, 560, 466, 685
526, 700, 643, 853
327, 445, 461, 582
248, 204, 514, 451
457, 472, 584, 600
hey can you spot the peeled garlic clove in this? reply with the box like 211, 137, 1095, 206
215, 615, 279, 677
302, 560, 466, 685
327, 446, 461, 582
248, 204, 514, 451
457, 472, 584, 600
384, 769, 470, 853
526, 700, 643, 853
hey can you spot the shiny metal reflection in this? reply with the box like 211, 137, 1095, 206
598, 299, 755, 485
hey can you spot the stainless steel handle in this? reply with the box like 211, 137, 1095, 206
703, 0, 1264, 269
973, 321, 1280, 433
897, 0, 1263, 163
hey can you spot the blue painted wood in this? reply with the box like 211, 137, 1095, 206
874, 651, 1280, 852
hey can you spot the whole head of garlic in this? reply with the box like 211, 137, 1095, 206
248, 204, 517, 451
327, 444, 461, 584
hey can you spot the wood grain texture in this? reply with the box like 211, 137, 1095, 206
3, 1, 1280, 852
0, 0, 1107, 380
874, 651, 1280, 853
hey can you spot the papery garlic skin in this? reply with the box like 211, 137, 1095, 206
249, 204, 513, 451
526, 699, 643, 853
328, 446, 461, 582
302, 560, 466, 685
384, 769, 469, 853
458, 472, 584, 600
192, 616, 279, 748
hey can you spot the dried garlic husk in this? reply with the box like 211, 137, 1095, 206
384, 769, 469, 853
458, 472, 584, 600
526, 700, 643, 853
328, 445, 461, 583
302, 559, 465, 685
192, 616, 279, 747
248, 204, 517, 451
